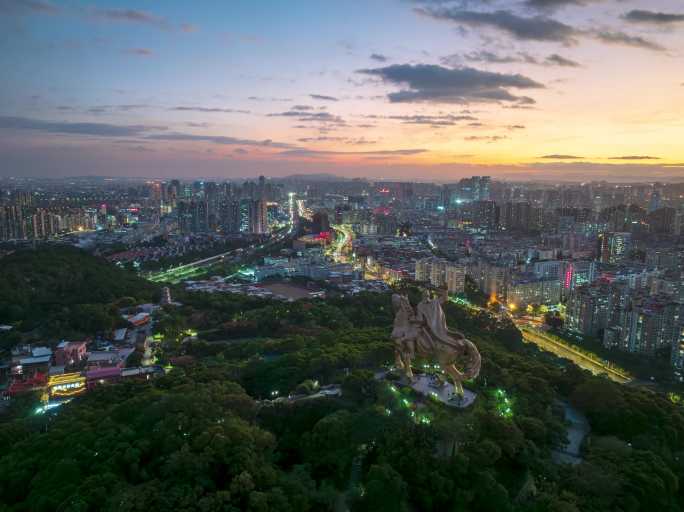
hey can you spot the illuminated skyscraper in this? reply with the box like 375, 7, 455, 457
248, 199, 268, 234
598, 232, 631, 263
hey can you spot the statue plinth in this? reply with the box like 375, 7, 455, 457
407, 374, 477, 408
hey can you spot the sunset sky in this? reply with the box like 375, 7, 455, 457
1, 0, 683, 181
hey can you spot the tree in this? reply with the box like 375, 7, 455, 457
342, 370, 378, 404
544, 311, 564, 331
354, 463, 408, 512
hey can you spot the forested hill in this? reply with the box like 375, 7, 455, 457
1, 285, 683, 511
0, 246, 158, 336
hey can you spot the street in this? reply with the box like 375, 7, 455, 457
520, 327, 631, 384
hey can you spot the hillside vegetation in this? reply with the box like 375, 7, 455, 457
0, 246, 158, 337
1, 274, 683, 511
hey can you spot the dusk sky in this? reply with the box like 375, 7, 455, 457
1, 0, 683, 181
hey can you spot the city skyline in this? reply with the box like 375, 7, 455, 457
2, 0, 684, 181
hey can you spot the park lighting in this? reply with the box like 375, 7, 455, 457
493, 388, 514, 418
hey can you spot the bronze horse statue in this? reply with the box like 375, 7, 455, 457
391, 290, 481, 397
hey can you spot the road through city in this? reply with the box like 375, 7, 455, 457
520, 327, 631, 384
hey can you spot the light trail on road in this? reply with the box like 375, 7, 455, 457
520, 327, 631, 384
148, 229, 291, 284
447, 297, 631, 385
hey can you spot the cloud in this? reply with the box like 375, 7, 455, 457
464, 135, 507, 143
278, 148, 427, 158
623, 10, 684, 25
365, 113, 478, 126
609, 155, 660, 160
507, 125, 525, 130
123, 48, 153, 57
92, 8, 169, 29
0, 116, 163, 137
392, 114, 478, 125
593, 31, 665, 52
126, 145, 155, 153
418, 6, 663, 52
170, 106, 250, 114
524, 0, 604, 12
417, 8, 578, 43
297, 136, 344, 143
453, 50, 536, 65
540, 154, 584, 159
357, 63, 543, 104
145, 132, 295, 148
297, 136, 377, 145
81, 104, 150, 114
180, 23, 198, 32
0, 0, 59, 14
309, 94, 339, 101
545, 53, 580, 67
370, 53, 388, 62
445, 50, 580, 68
247, 96, 292, 102
268, 109, 346, 125
0, 116, 298, 152
233, 148, 248, 155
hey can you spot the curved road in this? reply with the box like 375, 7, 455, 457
329, 224, 353, 263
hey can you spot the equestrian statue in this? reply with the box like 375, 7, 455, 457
391, 288, 481, 398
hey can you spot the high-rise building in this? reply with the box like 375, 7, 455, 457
607, 293, 680, 355
648, 189, 662, 213
178, 200, 209, 234
445, 264, 466, 294
248, 199, 268, 234
647, 207, 676, 234
312, 210, 330, 233
220, 200, 242, 233
566, 281, 612, 337
415, 257, 465, 294
508, 276, 561, 307
501, 202, 536, 232
374, 213, 397, 236
598, 232, 631, 263
473, 200, 499, 230
0, 205, 25, 240
562, 261, 597, 293
442, 176, 491, 208
467, 260, 510, 301
672, 326, 684, 382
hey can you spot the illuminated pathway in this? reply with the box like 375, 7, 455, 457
520, 327, 631, 384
